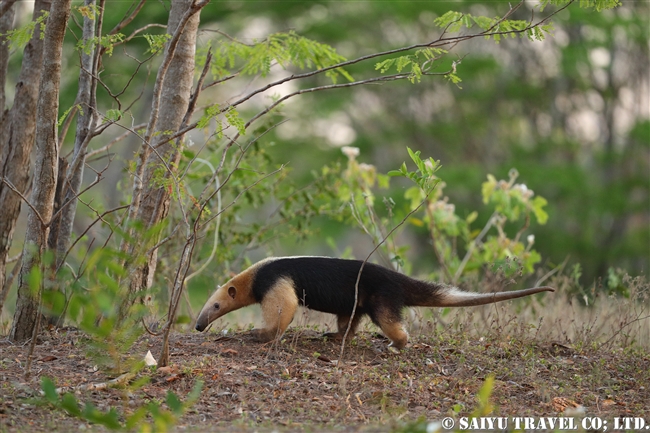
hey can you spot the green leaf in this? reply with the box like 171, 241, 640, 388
58, 104, 79, 127
60, 393, 81, 416
105, 109, 122, 122
144, 33, 171, 55
166, 391, 183, 416
531, 196, 549, 224
225, 107, 246, 136
481, 174, 497, 204
4, 12, 49, 51
125, 407, 148, 430
82, 403, 122, 430
41, 377, 59, 405
197, 105, 220, 129
404, 186, 424, 211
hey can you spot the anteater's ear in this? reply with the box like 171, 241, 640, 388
228, 286, 237, 299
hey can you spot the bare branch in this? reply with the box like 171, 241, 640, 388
106, 0, 146, 36
56, 204, 129, 274
0, 177, 46, 226
86, 122, 146, 159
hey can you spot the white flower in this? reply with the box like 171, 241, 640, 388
358, 163, 374, 172
527, 234, 535, 245
514, 183, 534, 199
341, 146, 360, 159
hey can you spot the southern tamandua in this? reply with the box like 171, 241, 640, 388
195, 256, 554, 349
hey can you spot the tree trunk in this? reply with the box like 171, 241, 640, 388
121, 0, 203, 317
10, 0, 72, 342
0, 0, 50, 315
53, 0, 101, 267
0, 1, 14, 115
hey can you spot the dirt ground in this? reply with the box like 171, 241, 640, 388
1, 325, 648, 432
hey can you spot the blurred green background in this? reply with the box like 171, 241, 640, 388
6, 0, 647, 294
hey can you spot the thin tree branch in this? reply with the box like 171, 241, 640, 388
106, 0, 146, 36
0, 177, 46, 226
86, 122, 146, 159
55, 204, 130, 273
452, 211, 498, 285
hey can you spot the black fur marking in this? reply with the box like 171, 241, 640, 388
250, 257, 445, 325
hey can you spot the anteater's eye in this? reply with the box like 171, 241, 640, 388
213, 303, 220, 310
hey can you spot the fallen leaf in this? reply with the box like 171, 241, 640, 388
39, 355, 57, 362
601, 399, 615, 408
166, 374, 181, 383
158, 365, 179, 375
221, 348, 238, 356
552, 397, 581, 412
317, 355, 332, 363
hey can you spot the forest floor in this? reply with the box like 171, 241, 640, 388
1, 323, 648, 432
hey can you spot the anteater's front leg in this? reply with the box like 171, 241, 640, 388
253, 278, 298, 342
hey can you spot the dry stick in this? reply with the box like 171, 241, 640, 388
106, 0, 146, 36
425, 204, 454, 283
55, 205, 130, 274
452, 211, 498, 285
46, 372, 136, 395
513, 213, 530, 244
86, 122, 147, 159
337, 187, 436, 365
534, 256, 569, 288
599, 313, 650, 351
158, 235, 196, 366
49, 157, 112, 229
0, 177, 46, 226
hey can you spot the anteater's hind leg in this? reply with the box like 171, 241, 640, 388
369, 301, 409, 349
253, 278, 298, 342
324, 313, 363, 342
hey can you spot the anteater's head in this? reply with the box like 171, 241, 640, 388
194, 270, 256, 332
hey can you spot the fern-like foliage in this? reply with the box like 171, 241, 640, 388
539, 0, 621, 11
374, 48, 447, 83
434, 11, 554, 43
211, 30, 353, 83
2, 12, 49, 51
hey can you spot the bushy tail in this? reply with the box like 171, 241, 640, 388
433, 286, 555, 307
